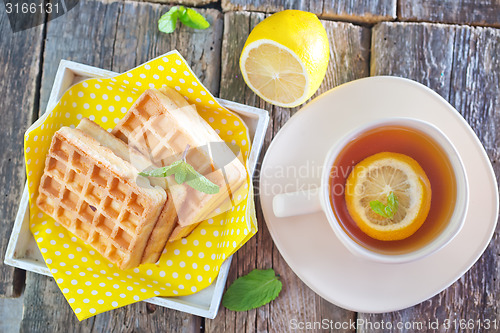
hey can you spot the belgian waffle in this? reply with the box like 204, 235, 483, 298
36, 126, 166, 270
76, 118, 186, 264
112, 88, 247, 240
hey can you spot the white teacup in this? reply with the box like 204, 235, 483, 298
272, 118, 468, 264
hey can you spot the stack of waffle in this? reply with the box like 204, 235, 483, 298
113, 87, 247, 241
37, 88, 247, 270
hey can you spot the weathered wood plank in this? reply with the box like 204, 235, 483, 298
205, 11, 370, 333
141, 0, 217, 6
445, 25, 500, 330
322, 0, 397, 23
221, 1, 323, 17
22, 0, 223, 330
371, 22, 456, 101
450, 26, 500, 160
362, 21, 500, 332
221, 0, 396, 24
111, 1, 223, 93
399, 0, 500, 28
20, 272, 201, 333
40, 0, 223, 114
0, 7, 45, 297
38, 0, 121, 115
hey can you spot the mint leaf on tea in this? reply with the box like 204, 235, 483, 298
370, 192, 398, 219
385, 191, 399, 217
370, 200, 390, 218
222, 269, 282, 312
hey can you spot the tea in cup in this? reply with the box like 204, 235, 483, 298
273, 118, 468, 263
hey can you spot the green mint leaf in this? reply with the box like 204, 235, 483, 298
385, 192, 398, 217
139, 158, 219, 194
184, 163, 219, 194
174, 164, 187, 184
178, 7, 210, 30
158, 6, 179, 34
370, 192, 399, 219
159, 6, 209, 34
222, 269, 282, 311
369, 200, 390, 218
139, 160, 183, 178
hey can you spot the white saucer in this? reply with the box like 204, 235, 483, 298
259, 76, 499, 313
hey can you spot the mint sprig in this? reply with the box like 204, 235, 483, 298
158, 6, 210, 34
139, 145, 219, 194
158, 7, 179, 34
222, 269, 282, 311
370, 192, 399, 219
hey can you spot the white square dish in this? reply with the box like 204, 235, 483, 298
5, 60, 269, 319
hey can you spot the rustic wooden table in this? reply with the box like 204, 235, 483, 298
1, 0, 499, 332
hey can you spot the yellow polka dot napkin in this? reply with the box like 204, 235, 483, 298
24, 51, 257, 320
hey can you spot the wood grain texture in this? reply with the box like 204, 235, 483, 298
39, 0, 121, 115
362, 21, 500, 332
322, 0, 397, 23
205, 11, 370, 333
450, 26, 500, 160
21, 0, 223, 330
0, 9, 45, 297
221, 0, 396, 24
371, 22, 455, 100
40, 0, 223, 114
20, 272, 201, 333
141, 0, 217, 6
399, 0, 500, 28
445, 25, 500, 331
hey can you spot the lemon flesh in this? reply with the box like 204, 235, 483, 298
242, 41, 308, 105
345, 152, 432, 241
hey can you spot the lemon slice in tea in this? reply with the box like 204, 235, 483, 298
345, 152, 432, 241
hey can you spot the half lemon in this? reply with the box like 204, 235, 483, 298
239, 10, 330, 108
